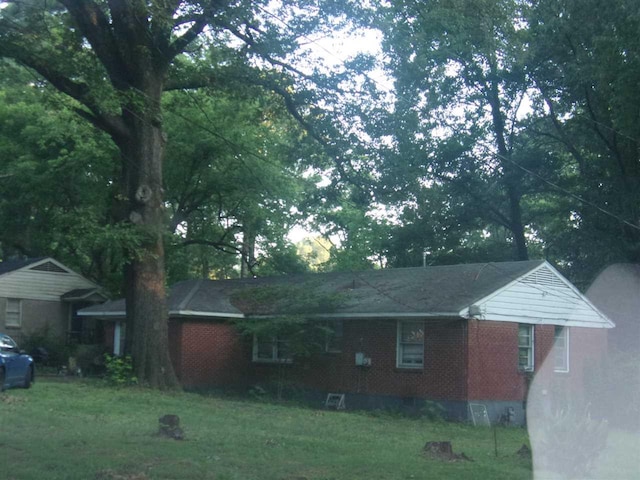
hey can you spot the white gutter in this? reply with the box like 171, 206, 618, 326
78, 309, 246, 319
79, 310, 461, 320
246, 312, 461, 320
172, 310, 245, 319
77, 311, 124, 317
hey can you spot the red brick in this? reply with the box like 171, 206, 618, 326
160, 317, 606, 405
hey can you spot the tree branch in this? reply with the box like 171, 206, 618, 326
176, 238, 242, 256
58, 0, 131, 89
166, 16, 208, 59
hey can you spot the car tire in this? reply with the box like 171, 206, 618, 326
0, 367, 5, 392
23, 366, 32, 389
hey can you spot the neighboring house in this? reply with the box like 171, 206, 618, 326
80, 260, 612, 424
0, 257, 107, 345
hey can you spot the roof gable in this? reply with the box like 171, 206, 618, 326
0, 257, 100, 302
463, 262, 613, 328
28, 260, 71, 274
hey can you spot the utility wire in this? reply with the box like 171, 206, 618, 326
4, 3, 638, 236
487, 147, 640, 232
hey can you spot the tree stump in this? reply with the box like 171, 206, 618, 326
158, 414, 184, 440
423, 441, 472, 462
424, 441, 454, 457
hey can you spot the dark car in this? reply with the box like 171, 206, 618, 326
0, 333, 34, 391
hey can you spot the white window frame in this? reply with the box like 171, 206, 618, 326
553, 326, 570, 373
518, 324, 534, 372
252, 334, 292, 364
396, 320, 424, 369
5, 298, 22, 328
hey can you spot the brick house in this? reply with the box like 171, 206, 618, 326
0, 257, 107, 345
80, 260, 612, 424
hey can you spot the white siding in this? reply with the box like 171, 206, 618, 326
0, 269, 97, 301
463, 263, 613, 328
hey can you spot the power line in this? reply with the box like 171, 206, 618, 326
488, 147, 640, 232
5, 2, 639, 238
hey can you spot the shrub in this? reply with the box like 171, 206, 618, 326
19, 327, 73, 367
103, 354, 137, 386
74, 344, 107, 376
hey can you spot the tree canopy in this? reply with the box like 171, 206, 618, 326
0, 0, 638, 385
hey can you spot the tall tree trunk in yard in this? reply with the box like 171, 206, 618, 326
118, 79, 178, 388
0, 1, 325, 387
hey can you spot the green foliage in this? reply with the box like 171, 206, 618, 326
103, 355, 138, 387
235, 315, 329, 363
19, 327, 71, 367
162, 87, 316, 281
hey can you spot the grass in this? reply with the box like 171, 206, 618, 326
0, 379, 532, 480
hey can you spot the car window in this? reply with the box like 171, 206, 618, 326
0, 334, 18, 351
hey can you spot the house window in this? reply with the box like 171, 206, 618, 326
325, 319, 343, 353
5, 298, 22, 328
397, 320, 424, 369
518, 324, 534, 371
553, 326, 569, 373
252, 335, 292, 363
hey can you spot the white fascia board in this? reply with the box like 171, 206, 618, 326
473, 315, 613, 329
77, 311, 125, 317
78, 309, 246, 319
246, 312, 462, 320
63, 289, 109, 302
171, 310, 245, 319
79, 310, 462, 321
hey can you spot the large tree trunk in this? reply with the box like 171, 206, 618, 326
487, 71, 529, 262
120, 82, 179, 389
240, 228, 257, 278
507, 184, 529, 261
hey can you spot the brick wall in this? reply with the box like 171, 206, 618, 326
467, 320, 526, 401
467, 320, 608, 403
165, 316, 607, 408
245, 318, 468, 401
171, 319, 250, 388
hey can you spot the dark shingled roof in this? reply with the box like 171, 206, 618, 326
80, 260, 545, 318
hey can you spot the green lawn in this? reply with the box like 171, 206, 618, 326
0, 379, 532, 480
